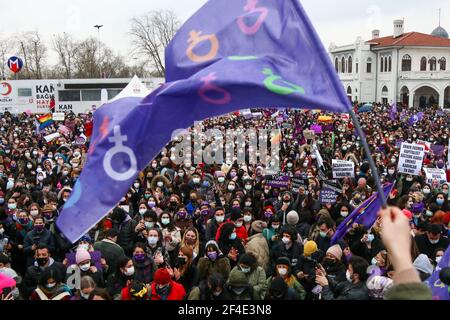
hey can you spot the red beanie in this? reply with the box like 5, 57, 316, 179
153, 268, 171, 285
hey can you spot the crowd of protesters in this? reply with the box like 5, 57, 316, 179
0, 102, 448, 300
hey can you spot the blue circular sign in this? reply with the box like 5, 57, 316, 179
7, 56, 24, 74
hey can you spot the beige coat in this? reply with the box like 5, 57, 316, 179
245, 233, 270, 272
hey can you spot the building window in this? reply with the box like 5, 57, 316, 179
382, 86, 388, 95
420, 57, 427, 71
81, 90, 102, 102
356, 63, 359, 73
58, 90, 81, 102
429, 57, 437, 71
347, 86, 352, 94
388, 56, 392, 72
380, 57, 384, 72
107, 89, 122, 100
342, 57, 346, 73
348, 56, 353, 73
335, 57, 339, 73
366, 58, 372, 73
384, 57, 388, 72
402, 54, 412, 71
18, 88, 32, 97
439, 57, 446, 71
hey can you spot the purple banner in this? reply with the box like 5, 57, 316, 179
265, 174, 290, 188
426, 246, 450, 300
320, 188, 338, 204
56, 0, 353, 243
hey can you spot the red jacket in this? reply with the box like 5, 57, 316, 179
150, 280, 186, 301
215, 219, 248, 243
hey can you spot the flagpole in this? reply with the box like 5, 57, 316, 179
349, 109, 388, 208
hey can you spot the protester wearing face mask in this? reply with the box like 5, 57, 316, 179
23, 217, 55, 267
433, 193, 450, 212
205, 208, 225, 242
148, 267, 185, 300
270, 226, 303, 277
144, 228, 170, 268
74, 248, 105, 288
160, 213, 181, 258
217, 223, 245, 269
131, 243, 156, 285
197, 241, 231, 283
188, 272, 231, 300
180, 228, 200, 262
73, 276, 97, 301
415, 224, 449, 259
316, 255, 370, 300
23, 245, 66, 299
106, 256, 136, 300
166, 246, 199, 295
215, 208, 248, 243
109, 207, 138, 257
350, 230, 384, 265
267, 257, 306, 300
29, 268, 71, 300
230, 253, 267, 300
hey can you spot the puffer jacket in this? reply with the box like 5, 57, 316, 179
245, 233, 270, 272
322, 281, 370, 300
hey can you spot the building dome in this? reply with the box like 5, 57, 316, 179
431, 26, 449, 39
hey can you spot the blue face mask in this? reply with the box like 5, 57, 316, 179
367, 234, 375, 243
436, 199, 445, 206
229, 232, 237, 240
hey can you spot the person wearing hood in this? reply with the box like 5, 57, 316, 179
412, 254, 434, 282
73, 248, 105, 288
10, 210, 33, 275
266, 257, 306, 300
150, 174, 171, 197
415, 224, 449, 259
205, 207, 225, 242
245, 221, 270, 272
224, 268, 253, 300
110, 207, 138, 257
231, 253, 267, 300
197, 240, 231, 282
23, 244, 66, 299
188, 272, 231, 300
320, 244, 347, 284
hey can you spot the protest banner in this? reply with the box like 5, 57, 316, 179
332, 160, 355, 178
397, 143, 425, 176
291, 176, 308, 193
264, 174, 290, 188
320, 188, 338, 204
423, 168, 448, 184
53, 112, 65, 121
323, 180, 342, 194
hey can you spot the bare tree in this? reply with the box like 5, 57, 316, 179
129, 10, 180, 77
0, 35, 12, 80
52, 33, 78, 78
73, 37, 100, 78
18, 31, 48, 79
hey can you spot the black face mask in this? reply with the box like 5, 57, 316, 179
36, 257, 49, 267
156, 285, 170, 296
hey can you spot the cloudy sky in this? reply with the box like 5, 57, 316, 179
1, 0, 449, 65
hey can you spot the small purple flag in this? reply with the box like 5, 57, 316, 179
57, 0, 353, 243
331, 183, 394, 245
389, 103, 397, 121
408, 112, 424, 126
426, 246, 450, 300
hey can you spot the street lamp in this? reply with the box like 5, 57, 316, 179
94, 25, 103, 78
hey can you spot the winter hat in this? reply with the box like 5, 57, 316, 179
153, 268, 172, 285
304, 240, 318, 257
276, 257, 291, 267
227, 268, 248, 287
79, 234, 93, 244
0, 273, 16, 293
286, 211, 299, 225
366, 276, 394, 300
269, 276, 288, 295
251, 220, 267, 233
42, 204, 55, 213
413, 254, 434, 275
326, 244, 343, 260
230, 208, 243, 221
75, 249, 91, 264
264, 204, 275, 213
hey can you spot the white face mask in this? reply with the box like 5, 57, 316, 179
157, 182, 164, 188
139, 209, 147, 215
193, 178, 201, 184
278, 267, 288, 276
79, 263, 91, 272
235, 222, 243, 228
371, 258, 378, 266
216, 216, 225, 223
346, 270, 353, 283
134, 183, 140, 189
30, 210, 39, 217
228, 185, 236, 191
124, 266, 135, 276
436, 256, 443, 264
341, 211, 349, 218
80, 292, 91, 299
245, 202, 252, 207
148, 236, 158, 245
244, 215, 252, 223
218, 177, 225, 183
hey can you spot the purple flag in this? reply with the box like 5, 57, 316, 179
389, 103, 397, 121
408, 112, 424, 126
426, 246, 450, 300
331, 183, 394, 245
56, 0, 352, 243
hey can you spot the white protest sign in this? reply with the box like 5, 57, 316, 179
397, 143, 425, 176
423, 168, 447, 185
52, 112, 65, 121
332, 159, 355, 179
44, 132, 61, 143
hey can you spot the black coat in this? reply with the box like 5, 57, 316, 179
269, 240, 304, 275
322, 281, 369, 300
178, 264, 200, 295
23, 260, 67, 299
415, 234, 450, 259
115, 219, 138, 256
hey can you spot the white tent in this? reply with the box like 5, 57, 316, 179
108, 75, 151, 103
